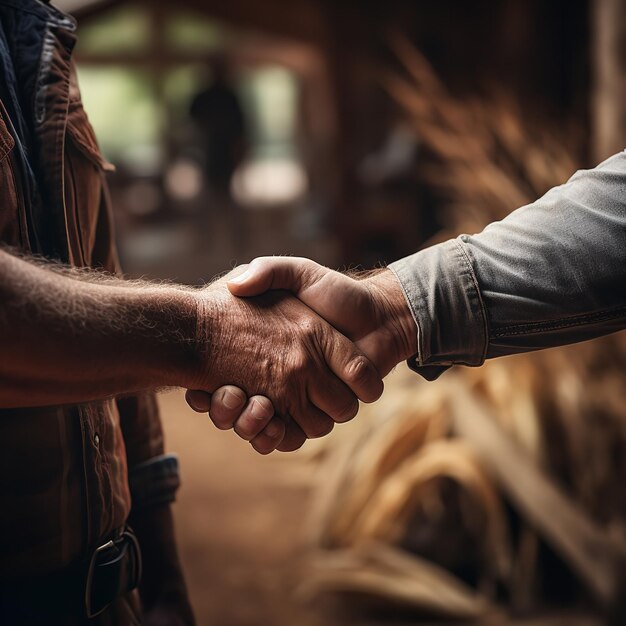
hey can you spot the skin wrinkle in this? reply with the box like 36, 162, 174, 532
1, 246, 385, 455
184, 257, 421, 448
190, 277, 381, 451
363, 272, 414, 372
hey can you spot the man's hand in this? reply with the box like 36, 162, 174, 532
0, 250, 380, 455
187, 276, 384, 452
185, 259, 417, 449
227, 257, 417, 377
186, 386, 281, 455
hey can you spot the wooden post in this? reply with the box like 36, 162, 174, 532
592, 0, 626, 162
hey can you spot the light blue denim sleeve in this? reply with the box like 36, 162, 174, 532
389, 150, 626, 380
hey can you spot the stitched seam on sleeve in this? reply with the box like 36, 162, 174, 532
388, 265, 424, 365
492, 306, 626, 337
453, 239, 489, 364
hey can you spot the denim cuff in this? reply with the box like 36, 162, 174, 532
128, 453, 180, 511
389, 238, 488, 380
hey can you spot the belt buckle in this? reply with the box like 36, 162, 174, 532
84, 539, 115, 619
84, 529, 143, 619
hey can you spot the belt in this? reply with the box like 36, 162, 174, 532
0, 527, 142, 621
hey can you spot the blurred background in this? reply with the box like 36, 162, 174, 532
57, 1, 626, 624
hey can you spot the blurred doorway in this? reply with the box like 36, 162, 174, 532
73, 2, 338, 282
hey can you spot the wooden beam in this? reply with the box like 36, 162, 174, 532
72, 0, 328, 47
592, 0, 626, 161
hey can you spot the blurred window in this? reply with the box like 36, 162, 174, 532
77, 67, 164, 174
75, 5, 151, 56
238, 67, 299, 159
163, 64, 206, 125
74, 5, 307, 205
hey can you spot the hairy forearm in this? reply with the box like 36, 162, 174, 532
0, 249, 200, 407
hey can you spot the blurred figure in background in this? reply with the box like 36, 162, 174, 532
190, 56, 247, 217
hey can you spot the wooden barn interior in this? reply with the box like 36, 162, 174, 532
56, 1, 626, 624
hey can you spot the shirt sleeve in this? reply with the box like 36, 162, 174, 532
389, 150, 626, 380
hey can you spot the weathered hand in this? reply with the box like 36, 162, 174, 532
186, 260, 417, 449
228, 257, 418, 377
186, 385, 280, 455
186, 275, 384, 452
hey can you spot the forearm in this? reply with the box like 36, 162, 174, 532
0, 249, 199, 407
390, 150, 626, 379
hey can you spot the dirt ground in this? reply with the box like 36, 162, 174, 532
159, 390, 603, 626
159, 389, 328, 626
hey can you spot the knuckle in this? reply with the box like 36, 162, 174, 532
290, 352, 309, 376
298, 318, 319, 344
345, 355, 373, 385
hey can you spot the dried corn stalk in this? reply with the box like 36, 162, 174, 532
294, 37, 626, 622
298, 542, 496, 620
385, 33, 579, 234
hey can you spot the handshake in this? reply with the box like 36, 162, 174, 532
185, 257, 418, 454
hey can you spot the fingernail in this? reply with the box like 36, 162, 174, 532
222, 389, 244, 409
228, 269, 251, 285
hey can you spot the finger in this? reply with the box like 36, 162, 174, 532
293, 403, 335, 439
233, 396, 275, 441
322, 331, 384, 404
250, 417, 286, 455
208, 385, 248, 430
185, 389, 212, 413
221, 263, 249, 282
227, 256, 326, 297
276, 419, 307, 452
308, 378, 359, 424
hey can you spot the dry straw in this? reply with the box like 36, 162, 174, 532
296, 35, 626, 623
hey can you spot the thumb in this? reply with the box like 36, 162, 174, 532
323, 329, 384, 404
227, 256, 327, 297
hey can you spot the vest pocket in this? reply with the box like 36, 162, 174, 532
64, 99, 115, 267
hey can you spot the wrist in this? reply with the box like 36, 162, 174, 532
185, 282, 226, 391
136, 286, 202, 390
368, 269, 418, 365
